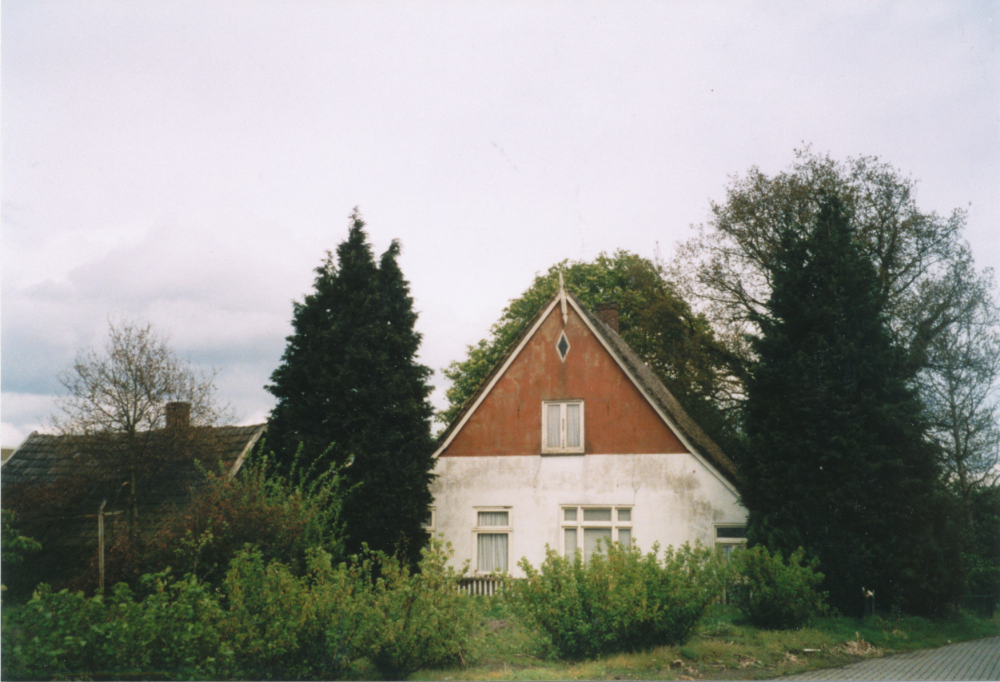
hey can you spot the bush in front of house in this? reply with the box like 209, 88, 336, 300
351, 537, 479, 677
509, 541, 729, 659
76, 446, 347, 594
3, 538, 476, 680
4, 574, 231, 680
728, 544, 828, 629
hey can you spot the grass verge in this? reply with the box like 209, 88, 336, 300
412, 601, 999, 681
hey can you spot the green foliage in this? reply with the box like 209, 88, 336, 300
222, 546, 359, 678
78, 447, 346, 592
741, 195, 962, 615
728, 545, 828, 629
441, 250, 739, 454
963, 484, 1000, 599
266, 211, 436, 564
4, 574, 230, 680
352, 538, 478, 677
1, 509, 41, 567
509, 541, 728, 659
4, 538, 476, 680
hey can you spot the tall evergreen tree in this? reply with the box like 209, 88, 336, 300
741, 196, 962, 615
266, 212, 436, 563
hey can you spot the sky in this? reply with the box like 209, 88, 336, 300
2, 1, 998, 447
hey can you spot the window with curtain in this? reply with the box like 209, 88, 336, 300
542, 400, 585, 453
561, 505, 632, 561
475, 509, 511, 573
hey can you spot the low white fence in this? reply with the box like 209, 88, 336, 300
457, 576, 503, 597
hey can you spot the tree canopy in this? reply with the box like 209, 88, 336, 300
441, 251, 739, 456
265, 211, 436, 564
740, 196, 961, 615
671, 147, 988, 379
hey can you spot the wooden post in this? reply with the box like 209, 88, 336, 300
98, 499, 107, 594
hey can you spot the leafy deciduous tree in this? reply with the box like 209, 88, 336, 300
265, 211, 436, 564
671, 147, 988, 381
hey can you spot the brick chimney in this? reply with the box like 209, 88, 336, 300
165, 401, 191, 429
594, 303, 620, 333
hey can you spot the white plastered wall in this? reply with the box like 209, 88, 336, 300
429, 452, 746, 577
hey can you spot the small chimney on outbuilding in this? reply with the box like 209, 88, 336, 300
594, 302, 620, 333
165, 401, 191, 429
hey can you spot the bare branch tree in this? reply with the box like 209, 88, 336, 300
52, 318, 232, 535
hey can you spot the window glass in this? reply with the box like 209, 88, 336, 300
564, 508, 577, 521
546, 404, 562, 448
583, 528, 611, 562
564, 528, 578, 557
618, 528, 631, 548
477, 533, 508, 572
566, 403, 581, 448
583, 508, 612, 522
716, 526, 747, 539
478, 511, 509, 526
617, 508, 631, 522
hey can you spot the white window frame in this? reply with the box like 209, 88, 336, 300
473, 506, 512, 574
420, 508, 436, 534
541, 400, 585, 454
560, 505, 633, 561
715, 524, 747, 559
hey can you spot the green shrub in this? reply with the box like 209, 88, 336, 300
729, 545, 828, 629
352, 537, 478, 677
86, 448, 347, 594
222, 546, 359, 679
510, 541, 728, 659
3, 574, 230, 680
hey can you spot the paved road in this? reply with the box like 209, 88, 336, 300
779, 636, 1000, 681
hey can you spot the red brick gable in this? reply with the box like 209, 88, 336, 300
440, 303, 688, 457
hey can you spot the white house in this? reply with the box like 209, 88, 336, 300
428, 283, 747, 578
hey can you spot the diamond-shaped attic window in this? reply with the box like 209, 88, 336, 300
557, 331, 570, 360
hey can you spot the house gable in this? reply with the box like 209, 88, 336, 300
438, 298, 688, 457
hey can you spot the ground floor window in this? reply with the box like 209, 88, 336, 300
421, 508, 435, 533
475, 508, 511, 573
715, 524, 747, 559
561, 505, 632, 562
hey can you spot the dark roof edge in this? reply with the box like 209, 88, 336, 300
567, 291, 739, 487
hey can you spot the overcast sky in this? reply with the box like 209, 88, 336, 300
3, 1, 998, 447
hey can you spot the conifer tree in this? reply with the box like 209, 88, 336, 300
266, 212, 435, 563
741, 196, 962, 615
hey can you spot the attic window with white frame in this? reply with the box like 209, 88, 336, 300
542, 400, 584, 454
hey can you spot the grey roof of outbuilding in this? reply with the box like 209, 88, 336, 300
436, 290, 739, 487
2, 424, 267, 550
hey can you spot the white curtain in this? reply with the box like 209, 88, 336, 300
566, 403, 581, 447
478, 533, 508, 572
546, 404, 561, 448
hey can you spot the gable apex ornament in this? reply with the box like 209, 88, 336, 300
559, 272, 568, 326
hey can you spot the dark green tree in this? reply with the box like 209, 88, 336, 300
441, 251, 739, 456
741, 196, 962, 615
266, 212, 436, 563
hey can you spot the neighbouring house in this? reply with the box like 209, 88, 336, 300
429, 283, 746, 578
1, 402, 266, 591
